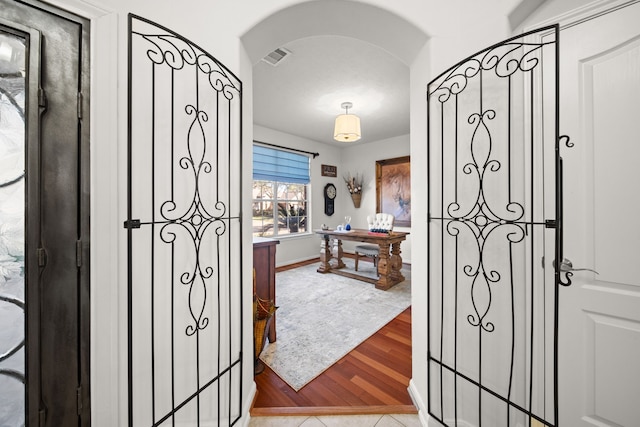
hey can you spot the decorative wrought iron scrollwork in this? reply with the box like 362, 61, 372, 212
132, 31, 240, 100
132, 28, 240, 337
443, 104, 527, 331
558, 270, 573, 287
560, 134, 573, 148
429, 36, 553, 331
154, 102, 230, 336
430, 40, 555, 104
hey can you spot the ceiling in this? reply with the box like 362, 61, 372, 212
248, 0, 542, 147
252, 35, 409, 147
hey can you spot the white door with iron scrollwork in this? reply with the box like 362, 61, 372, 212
427, 26, 560, 427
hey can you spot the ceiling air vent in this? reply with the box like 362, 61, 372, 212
261, 47, 291, 67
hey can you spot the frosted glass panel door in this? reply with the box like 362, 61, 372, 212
0, 30, 25, 426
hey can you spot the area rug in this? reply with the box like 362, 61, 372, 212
259, 258, 411, 391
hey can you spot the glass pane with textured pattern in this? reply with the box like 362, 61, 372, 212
0, 30, 26, 426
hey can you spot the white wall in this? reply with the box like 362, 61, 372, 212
339, 135, 412, 262
407, 40, 432, 425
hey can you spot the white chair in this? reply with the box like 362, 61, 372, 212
354, 213, 395, 273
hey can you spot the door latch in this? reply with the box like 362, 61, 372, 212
555, 258, 599, 274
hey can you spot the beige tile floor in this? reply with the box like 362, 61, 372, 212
249, 413, 422, 427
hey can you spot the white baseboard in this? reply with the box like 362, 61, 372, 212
408, 379, 429, 426
241, 381, 257, 427
442, 419, 475, 427
275, 255, 319, 268
407, 381, 479, 427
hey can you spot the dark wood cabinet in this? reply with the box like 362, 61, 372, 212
253, 237, 279, 342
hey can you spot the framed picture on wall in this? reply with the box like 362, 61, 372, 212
376, 156, 411, 227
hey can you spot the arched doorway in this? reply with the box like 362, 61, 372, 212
242, 0, 427, 414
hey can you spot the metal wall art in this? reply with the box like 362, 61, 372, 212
127, 15, 243, 426
427, 25, 564, 427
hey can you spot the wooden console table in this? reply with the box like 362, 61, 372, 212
315, 229, 409, 290
253, 237, 279, 342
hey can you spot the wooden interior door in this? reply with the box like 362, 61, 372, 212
0, 0, 90, 425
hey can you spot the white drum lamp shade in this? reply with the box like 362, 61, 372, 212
333, 102, 361, 142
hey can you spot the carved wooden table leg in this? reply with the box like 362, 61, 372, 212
317, 235, 332, 273
332, 237, 346, 269
375, 243, 392, 290
390, 241, 405, 283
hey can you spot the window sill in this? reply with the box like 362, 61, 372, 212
271, 231, 312, 241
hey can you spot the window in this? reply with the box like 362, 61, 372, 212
252, 144, 310, 237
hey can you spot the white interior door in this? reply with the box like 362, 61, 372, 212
559, 2, 640, 426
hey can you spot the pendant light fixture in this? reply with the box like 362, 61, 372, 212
333, 101, 361, 142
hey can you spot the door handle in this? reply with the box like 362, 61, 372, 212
555, 258, 599, 274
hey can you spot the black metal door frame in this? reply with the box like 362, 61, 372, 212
126, 15, 244, 426
0, 0, 91, 425
427, 25, 567, 427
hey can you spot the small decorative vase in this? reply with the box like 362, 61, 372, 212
345, 216, 351, 231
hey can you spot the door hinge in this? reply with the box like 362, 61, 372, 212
77, 92, 83, 119
39, 409, 46, 427
77, 386, 83, 415
76, 240, 82, 268
545, 219, 557, 228
38, 87, 47, 109
37, 247, 47, 267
